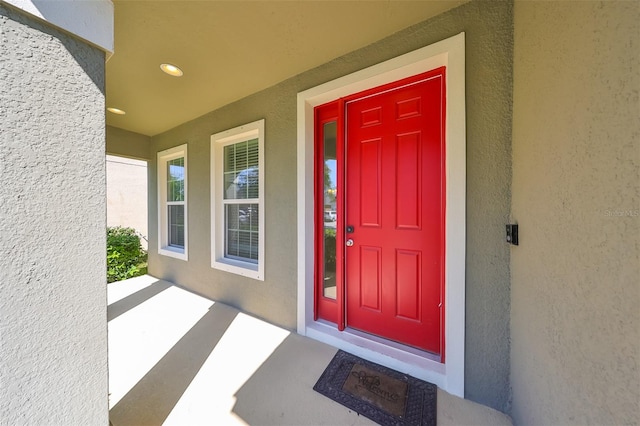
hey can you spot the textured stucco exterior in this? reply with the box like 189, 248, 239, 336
511, 1, 639, 424
148, 0, 513, 411
0, 4, 108, 425
3, 0, 114, 53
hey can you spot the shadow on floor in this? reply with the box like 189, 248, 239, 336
108, 277, 512, 426
108, 279, 171, 322
109, 303, 238, 425
231, 333, 376, 426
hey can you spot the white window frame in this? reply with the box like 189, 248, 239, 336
157, 144, 188, 260
296, 33, 466, 396
211, 119, 265, 280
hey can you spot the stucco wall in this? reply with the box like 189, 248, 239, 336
511, 1, 639, 424
106, 125, 152, 160
0, 5, 108, 425
148, 0, 513, 411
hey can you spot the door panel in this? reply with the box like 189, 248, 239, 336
396, 249, 421, 320
359, 246, 382, 311
396, 132, 421, 229
345, 73, 444, 354
359, 138, 382, 227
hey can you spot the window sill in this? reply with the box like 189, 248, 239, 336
212, 257, 263, 281
159, 246, 188, 261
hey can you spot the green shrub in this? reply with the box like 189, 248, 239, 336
107, 227, 147, 283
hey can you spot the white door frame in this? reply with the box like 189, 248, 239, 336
296, 33, 466, 397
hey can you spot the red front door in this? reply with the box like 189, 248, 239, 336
344, 71, 445, 354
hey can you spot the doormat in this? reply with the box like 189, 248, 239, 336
313, 350, 436, 426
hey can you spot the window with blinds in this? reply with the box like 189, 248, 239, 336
223, 139, 259, 262
211, 120, 264, 280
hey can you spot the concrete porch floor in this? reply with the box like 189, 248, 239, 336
108, 275, 512, 426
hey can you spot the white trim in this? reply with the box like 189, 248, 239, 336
211, 119, 265, 281
3, 0, 114, 55
157, 144, 188, 261
296, 33, 466, 396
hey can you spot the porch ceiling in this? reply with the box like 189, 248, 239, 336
106, 0, 466, 137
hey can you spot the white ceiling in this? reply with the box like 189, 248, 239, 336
106, 1, 465, 136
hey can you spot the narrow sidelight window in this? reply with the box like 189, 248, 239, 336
158, 144, 188, 260
321, 121, 337, 299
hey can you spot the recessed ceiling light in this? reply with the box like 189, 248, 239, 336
160, 63, 183, 77
107, 107, 126, 115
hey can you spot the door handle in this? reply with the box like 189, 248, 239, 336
346, 239, 354, 247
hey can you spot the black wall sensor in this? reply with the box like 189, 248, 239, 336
506, 224, 519, 245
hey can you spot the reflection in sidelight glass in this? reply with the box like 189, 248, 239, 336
323, 121, 337, 299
